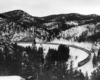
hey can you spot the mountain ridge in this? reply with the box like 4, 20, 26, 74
0, 9, 100, 43
1, 9, 100, 21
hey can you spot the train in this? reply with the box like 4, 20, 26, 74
78, 48, 91, 67
68, 44, 91, 67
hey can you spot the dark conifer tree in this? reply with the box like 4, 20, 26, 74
78, 69, 85, 80
90, 67, 100, 80
37, 47, 44, 63
85, 71, 89, 80
0, 49, 4, 65
45, 48, 57, 63
68, 61, 74, 80
74, 69, 80, 80
57, 44, 70, 62
97, 48, 100, 62
92, 53, 97, 67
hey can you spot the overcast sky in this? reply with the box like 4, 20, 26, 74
0, 0, 100, 17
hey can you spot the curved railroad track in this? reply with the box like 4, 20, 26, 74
36, 42, 91, 67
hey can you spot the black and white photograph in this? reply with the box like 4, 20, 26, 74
0, 0, 100, 80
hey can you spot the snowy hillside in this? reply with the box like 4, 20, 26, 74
18, 39, 98, 76
59, 25, 88, 41
1, 10, 100, 80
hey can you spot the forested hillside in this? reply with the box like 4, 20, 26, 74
1, 10, 100, 80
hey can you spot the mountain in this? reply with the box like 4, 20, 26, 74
0, 9, 100, 43
2, 10, 100, 78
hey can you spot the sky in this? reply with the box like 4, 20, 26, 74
0, 0, 100, 17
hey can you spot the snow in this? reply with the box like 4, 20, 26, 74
17, 39, 99, 76
52, 39, 95, 75
51, 39, 93, 51
65, 21, 79, 26
18, 42, 32, 47
78, 53, 94, 75
0, 76, 25, 80
59, 25, 88, 39
69, 47, 88, 67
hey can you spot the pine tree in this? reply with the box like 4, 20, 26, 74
37, 47, 44, 63
92, 53, 97, 67
68, 61, 74, 80
97, 48, 100, 63
90, 66, 100, 80
74, 69, 80, 80
91, 69, 97, 80
57, 44, 70, 62
78, 69, 85, 80
85, 71, 89, 80
0, 49, 4, 65
41, 62, 68, 80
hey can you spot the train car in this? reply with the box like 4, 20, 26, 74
78, 51, 91, 67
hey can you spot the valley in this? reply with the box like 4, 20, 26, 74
18, 40, 93, 75
0, 10, 100, 80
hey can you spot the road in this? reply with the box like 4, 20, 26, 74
36, 42, 91, 67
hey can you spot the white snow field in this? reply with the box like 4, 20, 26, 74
0, 76, 25, 80
17, 42, 32, 47
51, 39, 96, 75
17, 39, 99, 76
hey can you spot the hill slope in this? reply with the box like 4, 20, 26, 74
0, 10, 100, 43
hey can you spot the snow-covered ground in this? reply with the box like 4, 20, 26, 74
78, 53, 94, 76
51, 38, 93, 51
18, 42, 32, 47
17, 39, 99, 76
0, 76, 25, 80
67, 47, 88, 68
51, 39, 98, 75
59, 25, 88, 40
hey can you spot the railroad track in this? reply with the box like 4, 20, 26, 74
36, 42, 91, 67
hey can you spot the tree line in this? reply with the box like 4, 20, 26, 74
1, 43, 100, 80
